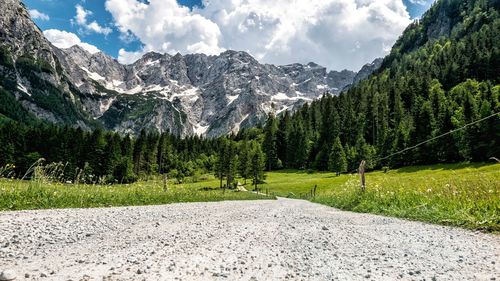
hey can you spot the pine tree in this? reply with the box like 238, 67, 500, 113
133, 130, 146, 175
142, 132, 159, 175
215, 138, 227, 189
263, 113, 279, 170
103, 133, 122, 181
415, 100, 437, 163
238, 140, 251, 184
86, 128, 106, 177
328, 137, 347, 175
249, 141, 265, 191
276, 111, 291, 167
114, 157, 136, 183
225, 140, 239, 188
289, 115, 309, 169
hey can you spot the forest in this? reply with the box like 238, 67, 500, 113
0, 0, 498, 186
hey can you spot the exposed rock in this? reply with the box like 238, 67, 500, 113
0, 270, 16, 281
0, 0, 57, 68
56, 47, 370, 137
0, 0, 381, 138
352, 58, 383, 85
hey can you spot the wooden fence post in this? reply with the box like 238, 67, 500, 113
359, 160, 366, 192
313, 185, 317, 198
163, 174, 168, 192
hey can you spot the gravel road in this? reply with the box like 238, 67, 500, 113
0, 198, 498, 280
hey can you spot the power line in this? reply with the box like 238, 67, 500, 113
376, 111, 500, 162
347, 111, 500, 173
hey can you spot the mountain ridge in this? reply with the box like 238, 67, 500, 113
0, 0, 381, 137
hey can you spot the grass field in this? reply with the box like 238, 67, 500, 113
1, 163, 498, 231
0, 176, 271, 211
260, 163, 499, 232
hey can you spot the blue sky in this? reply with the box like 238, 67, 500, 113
23, 0, 436, 70
403, 0, 436, 18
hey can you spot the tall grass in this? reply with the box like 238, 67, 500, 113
1, 161, 498, 232
0, 178, 272, 210
0, 161, 272, 210
312, 164, 499, 231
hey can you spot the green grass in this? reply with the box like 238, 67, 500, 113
258, 170, 348, 197
0, 176, 272, 211
1, 163, 498, 232
262, 163, 500, 232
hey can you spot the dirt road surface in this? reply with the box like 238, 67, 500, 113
0, 198, 498, 280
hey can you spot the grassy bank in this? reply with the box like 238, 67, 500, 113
0, 176, 272, 211
262, 163, 500, 232
1, 163, 498, 232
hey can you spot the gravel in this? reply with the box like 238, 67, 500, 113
0, 198, 498, 280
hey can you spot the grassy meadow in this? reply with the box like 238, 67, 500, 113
0, 175, 272, 211
0, 162, 498, 231
261, 163, 499, 232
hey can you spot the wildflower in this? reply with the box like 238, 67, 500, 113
427, 188, 432, 193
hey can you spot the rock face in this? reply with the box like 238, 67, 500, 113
352, 58, 383, 85
0, 0, 378, 137
56, 47, 364, 137
0, 0, 93, 127
0, 0, 57, 68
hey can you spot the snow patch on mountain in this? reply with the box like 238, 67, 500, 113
17, 82, 30, 96
51, 43, 380, 137
80, 67, 105, 81
227, 95, 239, 105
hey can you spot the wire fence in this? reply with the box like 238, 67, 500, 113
347, 111, 500, 174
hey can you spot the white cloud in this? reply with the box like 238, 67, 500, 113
73, 4, 113, 35
29, 9, 50, 21
43, 29, 101, 54
409, 0, 428, 5
117, 48, 145, 64
106, 0, 411, 70
106, 0, 223, 64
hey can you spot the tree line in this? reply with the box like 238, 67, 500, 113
0, 121, 266, 188
0, 0, 498, 184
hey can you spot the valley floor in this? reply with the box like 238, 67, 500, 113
264, 163, 500, 232
1, 162, 498, 231
0, 198, 498, 280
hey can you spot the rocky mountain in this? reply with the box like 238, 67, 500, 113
0, 0, 57, 70
351, 58, 383, 85
0, 0, 93, 127
57, 47, 364, 137
0, 0, 380, 137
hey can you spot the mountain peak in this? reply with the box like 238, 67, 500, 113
0, 0, 383, 138
67, 44, 89, 53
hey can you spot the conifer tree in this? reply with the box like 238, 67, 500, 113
133, 130, 146, 175
103, 133, 122, 180
263, 113, 279, 170
238, 140, 251, 184
249, 141, 265, 191
328, 137, 347, 175
276, 111, 291, 167
215, 138, 227, 189
225, 140, 239, 188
